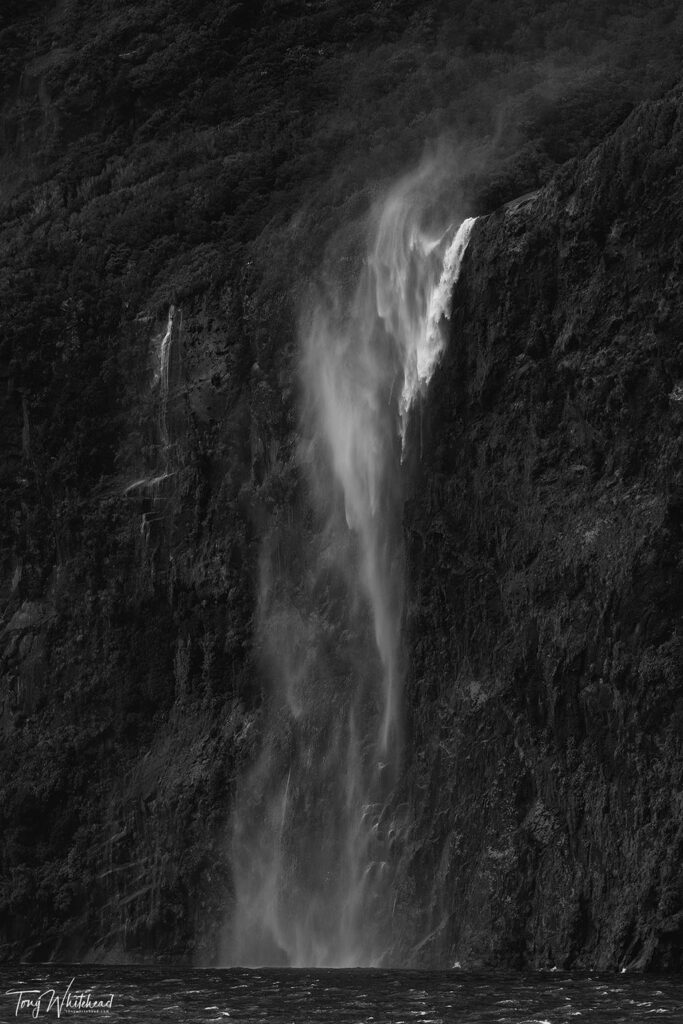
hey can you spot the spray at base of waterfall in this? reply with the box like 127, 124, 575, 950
227, 156, 477, 967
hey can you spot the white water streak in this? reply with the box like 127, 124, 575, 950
228, 159, 476, 968
308, 176, 476, 752
157, 305, 174, 446
124, 306, 177, 502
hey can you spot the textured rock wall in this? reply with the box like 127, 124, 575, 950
396, 89, 683, 970
0, 280, 296, 961
1, 44, 682, 964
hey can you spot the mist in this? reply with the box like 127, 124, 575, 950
224, 152, 476, 967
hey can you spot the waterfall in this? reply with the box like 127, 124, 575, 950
225, 161, 476, 967
124, 306, 176, 499
157, 304, 174, 448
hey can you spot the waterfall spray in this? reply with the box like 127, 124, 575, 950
226, 159, 476, 967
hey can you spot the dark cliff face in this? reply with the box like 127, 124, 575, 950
1, 2, 683, 968
398, 90, 683, 971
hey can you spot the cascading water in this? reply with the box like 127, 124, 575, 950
124, 306, 176, 499
226, 159, 476, 967
155, 304, 175, 449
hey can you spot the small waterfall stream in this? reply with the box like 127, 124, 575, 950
226, 162, 476, 967
124, 305, 176, 500
156, 304, 174, 449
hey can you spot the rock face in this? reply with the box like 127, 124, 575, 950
397, 89, 683, 970
0, 45, 681, 966
0, 293, 270, 962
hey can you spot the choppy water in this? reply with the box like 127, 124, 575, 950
1, 966, 682, 1023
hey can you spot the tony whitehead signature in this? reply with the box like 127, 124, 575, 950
5, 978, 115, 1018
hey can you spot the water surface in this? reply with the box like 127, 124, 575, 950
1, 965, 682, 1023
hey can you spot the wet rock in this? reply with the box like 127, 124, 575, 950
397, 87, 683, 971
